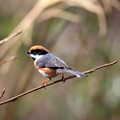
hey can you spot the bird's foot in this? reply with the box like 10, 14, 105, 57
42, 79, 49, 89
62, 74, 66, 83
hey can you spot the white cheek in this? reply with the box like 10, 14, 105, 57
30, 54, 35, 58
36, 55, 44, 59
30, 54, 44, 59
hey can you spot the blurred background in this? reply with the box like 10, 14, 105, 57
0, 0, 120, 120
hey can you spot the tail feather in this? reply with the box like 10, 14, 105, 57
66, 69, 88, 78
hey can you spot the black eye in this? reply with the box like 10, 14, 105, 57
39, 50, 48, 55
31, 49, 48, 55
31, 50, 38, 55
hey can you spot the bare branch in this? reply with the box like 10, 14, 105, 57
0, 30, 23, 45
0, 88, 6, 99
0, 60, 118, 106
83, 60, 118, 74
0, 56, 18, 65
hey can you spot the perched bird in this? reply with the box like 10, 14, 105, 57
26, 45, 88, 85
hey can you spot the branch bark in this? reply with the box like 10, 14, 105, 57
0, 60, 118, 106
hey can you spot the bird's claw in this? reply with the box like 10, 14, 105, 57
42, 83, 47, 89
42, 79, 49, 89
62, 74, 66, 83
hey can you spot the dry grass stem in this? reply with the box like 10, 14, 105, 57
39, 8, 80, 23
0, 56, 18, 65
0, 30, 23, 45
0, 88, 6, 99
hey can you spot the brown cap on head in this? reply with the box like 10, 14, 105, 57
29, 45, 49, 53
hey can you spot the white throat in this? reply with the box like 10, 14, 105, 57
30, 54, 43, 59
30, 54, 44, 65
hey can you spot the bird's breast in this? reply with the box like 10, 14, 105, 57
38, 68, 59, 78
34, 60, 60, 78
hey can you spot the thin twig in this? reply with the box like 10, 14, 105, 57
0, 88, 6, 99
0, 30, 23, 45
0, 56, 18, 65
83, 60, 118, 74
0, 60, 118, 106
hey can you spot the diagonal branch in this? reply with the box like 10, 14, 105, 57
0, 30, 23, 45
83, 60, 118, 74
0, 60, 118, 106
0, 56, 18, 65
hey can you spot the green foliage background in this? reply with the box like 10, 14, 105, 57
0, 0, 120, 120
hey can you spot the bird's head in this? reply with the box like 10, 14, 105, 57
26, 45, 49, 61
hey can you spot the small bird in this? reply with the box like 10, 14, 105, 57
26, 45, 88, 85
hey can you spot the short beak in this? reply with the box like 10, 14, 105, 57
26, 51, 31, 54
